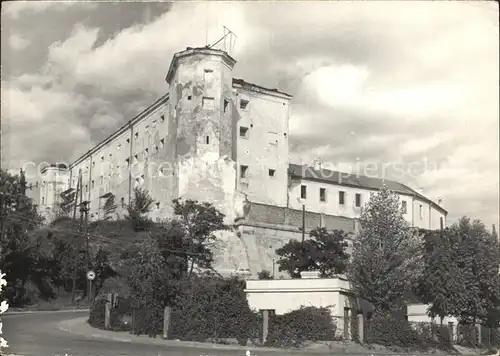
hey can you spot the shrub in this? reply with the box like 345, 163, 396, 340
88, 299, 107, 329
266, 306, 337, 348
364, 312, 453, 350
167, 276, 259, 344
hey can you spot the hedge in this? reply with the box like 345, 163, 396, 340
364, 312, 453, 351
266, 306, 337, 348
88, 276, 260, 344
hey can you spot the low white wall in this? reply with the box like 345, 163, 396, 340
244, 276, 352, 318
407, 303, 459, 325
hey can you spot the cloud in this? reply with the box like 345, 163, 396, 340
1, 1, 498, 227
8, 33, 30, 50
3, 1, 98, 19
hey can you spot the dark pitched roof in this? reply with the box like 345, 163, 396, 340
288, 163, 447, 215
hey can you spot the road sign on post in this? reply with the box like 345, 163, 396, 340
87, 270, 95, 303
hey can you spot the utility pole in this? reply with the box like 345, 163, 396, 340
82, 199, 90, 302
70, 171, 82, 304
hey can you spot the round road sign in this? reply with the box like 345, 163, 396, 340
86, 270, 96, 280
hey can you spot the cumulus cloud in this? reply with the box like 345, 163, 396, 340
1, 1, 498, 226
8, 33, 30, 50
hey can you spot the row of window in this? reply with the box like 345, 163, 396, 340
239, 165, 276, 179
78, 115, 166, 175
300, 185, 364, 207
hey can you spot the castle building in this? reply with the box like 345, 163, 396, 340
30, 46, 447, 277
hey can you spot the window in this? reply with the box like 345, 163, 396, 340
339, 191, 345, 205
155, 202, 160, 210
204, 69, 213, 82
160, 138, 165, 148
99, 175, 103, 184
135, 132, 139, 139
240, 165, 248, 179
144, 148, 148, 154
205, 136, 210, 144
402, 201, 407, 214
126, 158, 130, 167
121, 197, 125, 207
152, 120, 157, 128
440, 217, 444, 229
126, 138, 130, 144
240, 126, 249, 138
419, 205, 423, 219
202, 97, 215, 110
300, 185, 307, 199
133, 154, 138, 164
155, 145, 159, 153
42, 197, 44, 205
320, 188, 326, 202
91, 180, 95, 189
240, 99, 249, 110
92, 161, 95, 167
268, 169, 276, 177
160, 115, 165, 123
85, 185, 88, 192
101, 156, 104, 162
355, 193, 361, 207
224, 99, 229, 113
187, 95, 192, 100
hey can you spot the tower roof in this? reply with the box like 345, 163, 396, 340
165, 47, 237, 84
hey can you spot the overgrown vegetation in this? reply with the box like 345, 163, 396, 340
275, 227, 350, 278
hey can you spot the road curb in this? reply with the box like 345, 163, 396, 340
55, 317, 324, 354
5, 309, 89, 315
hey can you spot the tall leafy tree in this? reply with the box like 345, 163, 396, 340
346, 182, 423, 312
453, 217, 500, 324
275, 227, 350, 278
418, 228, 466, 323
170, 199, 228, 277
0, 169, 44, 304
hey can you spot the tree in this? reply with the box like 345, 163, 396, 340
0, 169, 45, 305
169, 199, 228, 277
101, 194, 117, 221
346, 182, 423, 312
275, 227, 350, 278
126, 187, 154, 231
452, 217, 500, 324
257, 269, 273, 280
418, 228, 466, 323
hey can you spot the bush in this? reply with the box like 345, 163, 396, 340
364, 312, 453, 350
88, 299, 107, 329
266, 306, 337, 348
167, 276, 259, 344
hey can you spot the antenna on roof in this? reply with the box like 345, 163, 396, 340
208, 26, 238, 57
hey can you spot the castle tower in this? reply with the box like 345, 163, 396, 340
166, 47, 236, 161
165, 47, 241, 222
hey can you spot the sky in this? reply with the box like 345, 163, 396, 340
1, 1, 499, 227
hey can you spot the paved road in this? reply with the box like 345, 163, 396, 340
1, 311, 274, 356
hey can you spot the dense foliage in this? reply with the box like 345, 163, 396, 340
346, 183, 423, 312
266, 306, 337, 347
418, 218, 500, 326
364, 311, 453, 350
275, 227, 349, 278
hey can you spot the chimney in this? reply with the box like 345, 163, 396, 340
437, 197, 443, 206
416, 187, 424, 195
313, 157, 323, 171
